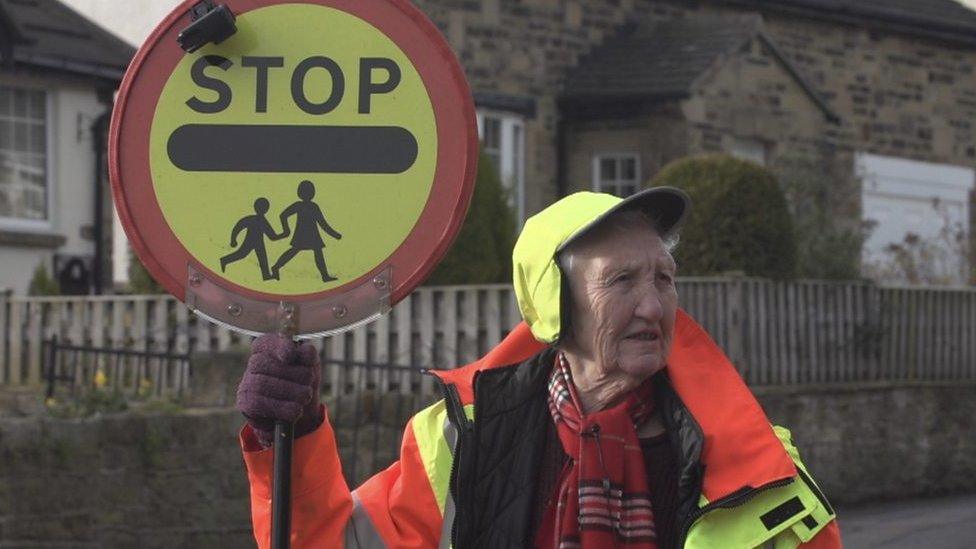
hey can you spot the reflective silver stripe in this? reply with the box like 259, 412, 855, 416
438, 417, 460, 549
344, 492, 387, 549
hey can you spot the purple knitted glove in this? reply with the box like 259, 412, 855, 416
237, 334, 323, 448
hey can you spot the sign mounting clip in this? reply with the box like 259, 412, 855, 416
177, 1, 237, 53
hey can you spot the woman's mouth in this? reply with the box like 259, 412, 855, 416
625, 331, 660, 342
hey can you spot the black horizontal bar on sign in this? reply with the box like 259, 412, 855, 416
167, 124, 419, 173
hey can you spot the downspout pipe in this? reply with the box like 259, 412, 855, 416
91, 109, 110, 295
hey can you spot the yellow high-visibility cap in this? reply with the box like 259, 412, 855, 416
512, 187, 690, 343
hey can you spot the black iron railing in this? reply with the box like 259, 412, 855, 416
43, 336, 192, 399
321, 358, 441, 486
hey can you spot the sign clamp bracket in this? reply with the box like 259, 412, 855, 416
177, 0, 237, 53
185, 263, 392, 339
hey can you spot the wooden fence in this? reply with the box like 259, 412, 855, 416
1, 278, 974, 394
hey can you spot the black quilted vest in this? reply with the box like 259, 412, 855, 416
441, 348, 706, 549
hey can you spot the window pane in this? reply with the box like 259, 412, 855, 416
13, 121, 27, 152
13, 89, 27, 117
0, 152, 11, 184
600, 158, 616, 180
621, 157, 637, 181
0, 190, 10, 217
29, 124, 45, 153
483, 117, 501, 150
728, 137, 766, 166
0, 86, 48, 221
29, 91, 45, 119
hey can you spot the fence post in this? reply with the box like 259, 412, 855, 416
726, 275, 746, 380
0, 288, 9, 384
27, 300, 43, 385
45, 335, 58, 399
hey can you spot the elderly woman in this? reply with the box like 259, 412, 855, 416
237, 188, 841, 548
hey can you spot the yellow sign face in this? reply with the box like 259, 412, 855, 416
149, 4, 436, 295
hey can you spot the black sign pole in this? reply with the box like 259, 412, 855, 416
271, 302, 299, 549
271, 419, 294, 549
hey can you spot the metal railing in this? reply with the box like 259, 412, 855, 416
3, 278, 975, 390
43, 336, 191, 399
322, 358, 440, 486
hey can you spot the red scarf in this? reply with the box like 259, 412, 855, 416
538, 354, 659, 549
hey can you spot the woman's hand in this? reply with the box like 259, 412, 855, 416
236, 334, 323, 447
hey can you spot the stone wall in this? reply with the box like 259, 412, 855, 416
563, 105, 692, 194
0, 408, 253, 548
409, 0, 679, 215
0, 389, 428, 548
760, 14, 976, 166
756, 382, 976, 505
2, 381, 975, 546
409, 0, 976, 229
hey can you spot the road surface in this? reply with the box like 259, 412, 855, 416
837, 494, 976, 548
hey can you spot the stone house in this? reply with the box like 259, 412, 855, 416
0, 0, 132, 294
13, 0, 976, 286
415, 0, 976, 283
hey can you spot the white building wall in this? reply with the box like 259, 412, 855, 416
857, 152, 976, 285
51, 84, 103, 257
0, 72, 108, 294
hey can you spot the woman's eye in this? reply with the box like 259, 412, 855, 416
611, 274, 631, 285
657, 272, 673, 284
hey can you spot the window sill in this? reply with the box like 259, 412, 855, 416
0, 229, 66, 248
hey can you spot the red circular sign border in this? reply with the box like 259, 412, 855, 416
109, 0, 478, 304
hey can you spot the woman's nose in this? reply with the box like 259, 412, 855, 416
635, 287, 663, 321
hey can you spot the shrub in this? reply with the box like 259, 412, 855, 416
28, 262, 60, 296
772, 154, 869, 280
127, 249, 165, 294
647, 154, 797, 279
862, 199, 972, 285
425, 150, 516, 285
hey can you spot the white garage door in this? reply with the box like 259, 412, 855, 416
857, 153, 974, 285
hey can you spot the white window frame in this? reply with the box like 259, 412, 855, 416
476, 109, 525, 225
727, 136, 767, 166
591, 153, 641, 197
0, 84, 54, 232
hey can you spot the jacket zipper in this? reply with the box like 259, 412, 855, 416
428, 372, 473, 549
677, 477, 795, 547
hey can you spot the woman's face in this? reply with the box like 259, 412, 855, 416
563, 228, 678, 382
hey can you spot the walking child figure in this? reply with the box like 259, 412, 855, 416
220, 197, 285, 280
271, 180, 343, 282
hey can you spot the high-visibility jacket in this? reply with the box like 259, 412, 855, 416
242, 310, 842, 548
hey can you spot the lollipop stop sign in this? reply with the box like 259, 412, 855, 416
111, 1, 476, 547
110, 0, 478, 339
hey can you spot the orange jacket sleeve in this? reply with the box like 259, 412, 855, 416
241, 405, 353, 548
241, 405, 444, 548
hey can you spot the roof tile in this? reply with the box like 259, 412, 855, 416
1, 0, 134, 80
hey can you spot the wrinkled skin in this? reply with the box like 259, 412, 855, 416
560, 228, 678, 414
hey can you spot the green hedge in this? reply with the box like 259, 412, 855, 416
647, 154, 797, 279
425, 150, 516, 285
